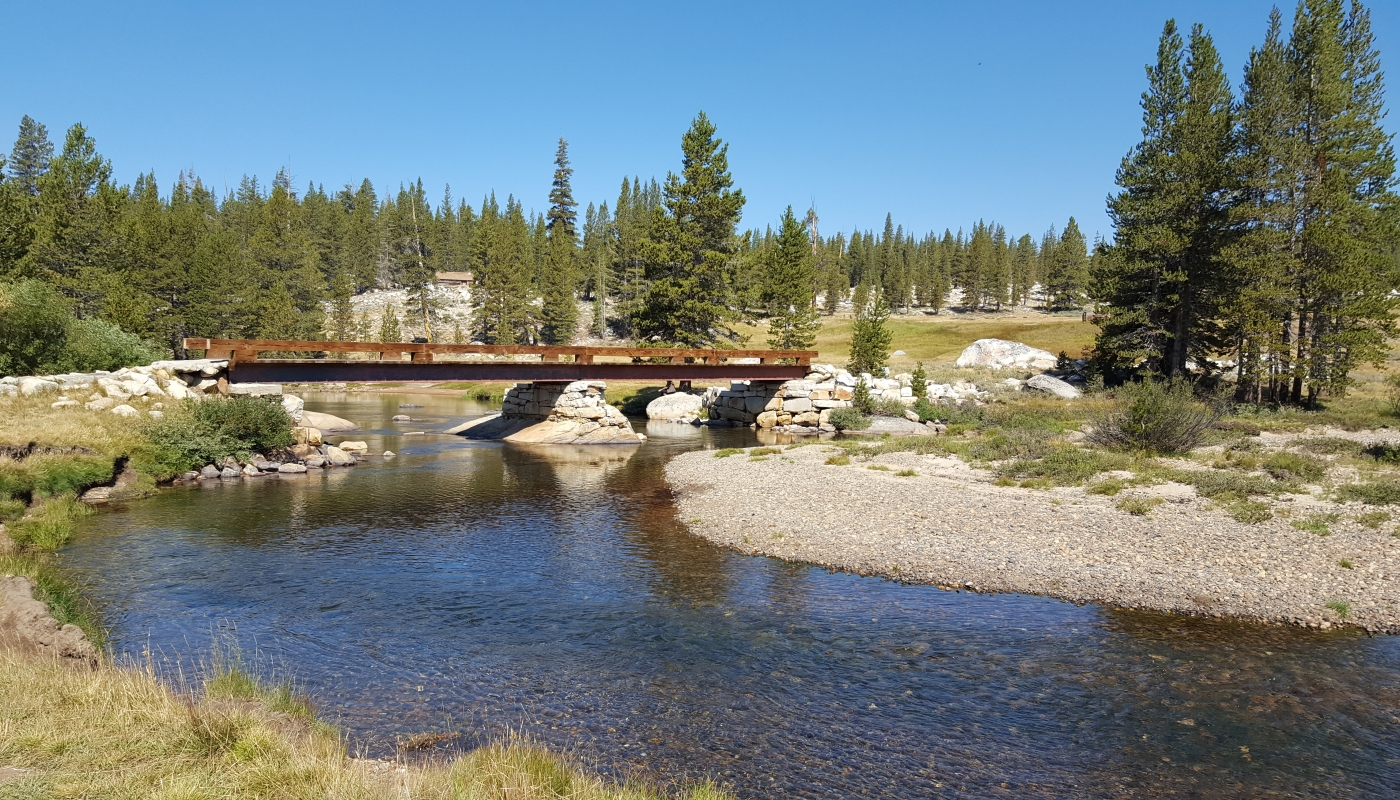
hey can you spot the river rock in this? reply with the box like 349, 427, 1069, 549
147, 410, 163, 419
304, 455, 326, 468
1026, 373, 1083, 399
382, 450, 395, 457
229, 383, 282, 397
109, 404, 140, 418
645, 392, 703, 422
18, 377, 59, 395
300, 410, 358, 432
50, 399, 78, 409
219, 466, 241, 479
277, 463, 308, 474
281, 394, 305, 422
199, 465, 220, 479
338, 441, 369, 453
955, 339, 1058, 371
391, 414, 411, 422
324, 446, 355, 466
241, 464, 261, 477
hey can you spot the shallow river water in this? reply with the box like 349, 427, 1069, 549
62, 392, 1400, 798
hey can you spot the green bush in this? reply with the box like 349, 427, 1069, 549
968, 428, 1057, 462
1336, 481, 1400, 505
1164, 469, 1290, 501
1362, 444, 1400, 465
910, 362, 928, 400
1087, 379, 1220, 454
1387, 375, 1400, 418
1229, 500, 1274, 524
52, 317, 164, 372
911, 397, 940, 422
828, 407, 871, 431
140, 396, 294, 472
0, 497, 26, 521
1086, 478, 1126, 496
852, 378, 873, 414
1117, 496, 1162, 516
1262, 451, 1327, 483
869, 398, 907, 417
997, 445, 1131, 486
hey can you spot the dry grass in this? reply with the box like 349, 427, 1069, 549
0, 394, 148, 455
733, 309, 1097, 369
0, 650, 729, 800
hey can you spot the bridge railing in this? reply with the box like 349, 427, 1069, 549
182, 338, 816, 368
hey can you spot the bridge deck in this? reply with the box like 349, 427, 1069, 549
183, 338, 817, 383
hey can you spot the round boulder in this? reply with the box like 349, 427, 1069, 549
645, 392, 703, 421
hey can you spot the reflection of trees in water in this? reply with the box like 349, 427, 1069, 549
601, 446, 733, 606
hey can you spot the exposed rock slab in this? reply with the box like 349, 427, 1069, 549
1025, 373, 1082, 399
955, 338, 1058, 370
300, 410, 358, 432
646, 392, 704, 422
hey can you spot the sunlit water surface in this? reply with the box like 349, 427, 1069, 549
62, 392, 1400, 798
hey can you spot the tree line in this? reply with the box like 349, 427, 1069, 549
1095, 0, 1399, 405
0, 111, 1084, 362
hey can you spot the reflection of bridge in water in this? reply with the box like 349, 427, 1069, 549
184, 338, 816, 385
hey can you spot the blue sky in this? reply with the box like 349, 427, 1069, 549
1, 1, 1395, 242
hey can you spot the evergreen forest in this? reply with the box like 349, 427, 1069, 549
0, 0, 1396, 407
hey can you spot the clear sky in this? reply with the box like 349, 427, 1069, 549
1, 1, 1395, 242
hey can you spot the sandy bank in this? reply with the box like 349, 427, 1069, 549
665, 443, 1400, 633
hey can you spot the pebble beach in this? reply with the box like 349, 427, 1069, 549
665, 441, 1400, 634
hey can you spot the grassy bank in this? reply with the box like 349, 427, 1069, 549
0, 650, 727, 799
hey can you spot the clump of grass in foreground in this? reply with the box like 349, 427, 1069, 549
1291, 513, 1339, 536
0, 651, 730, 800
1157, 469, 1292, 502
713, 448, 743, 458
1325, 599, 1352, 619
1262, 451, 1328, 482
824, 455, 850, 466
895, 469, 917, 477
1335, 481, 1400, 505
1086, 478, 1126, 496
868, 464, 891, 472
5, 494, 92, 551
1356, 511, 1392, 529
1337, 559, 1354, 569
997, 446, 1133, 487
1228, 500, 1274, 524
1116, 496, 1163, 516
748, 448, 781, 456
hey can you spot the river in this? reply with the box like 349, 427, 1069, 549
62, 392, 1400, 798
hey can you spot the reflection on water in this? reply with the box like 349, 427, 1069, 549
62, 393, 1400, 798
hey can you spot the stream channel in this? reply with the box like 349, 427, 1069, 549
61, 392, 1400, 798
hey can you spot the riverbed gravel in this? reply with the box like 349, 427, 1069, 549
665, 442, 1400, 633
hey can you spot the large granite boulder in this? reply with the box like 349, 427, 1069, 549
955, 339, 1058, 371
300, 410, 358, 432
451, 381, 643, 444
1026, 373, 1082, 399
646, 392, 703, 422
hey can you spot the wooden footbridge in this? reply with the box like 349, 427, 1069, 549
183, 338, 817, 384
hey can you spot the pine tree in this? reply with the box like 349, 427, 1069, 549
7, 116, 52, 196
847, 288, 892, 375
764, 206, 821, 351
329, 269, 355, 341
631, 113, 746, 346
1045, 217, 1090, 311
378, 304, 402, 342
540, 138, 579, 345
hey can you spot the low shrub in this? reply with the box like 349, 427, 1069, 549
140, 397, 295, 472
1355, 511, 1392, 529
824, 455, 850, 466
1086, 478, 1125, 496
1293, 437, 1363, 455
828, 407, 871, 431
1087, 379, 1221, 454
967, 428, 1057, 462
1163, 469, 1290, 501
1262, 451, 1327, 483
869, 398, 908, 417
1362, 444, 1400, 465
1290, 513, 1339, 536
1117, 496, 1162, 515
996, 446, 1132, 486
911, 398, 940, 422
1336, 481, 1400, 505
895, 469, 917, 477
1228, 500, 1274, 524
1387, 375, 1400, 418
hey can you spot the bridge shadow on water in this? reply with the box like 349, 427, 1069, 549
57, 393, 1400, 799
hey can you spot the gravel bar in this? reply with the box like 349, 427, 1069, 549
665, 443, 1400, 634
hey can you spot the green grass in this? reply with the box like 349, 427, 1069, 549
713, 448, 743, 458
824, 455, 851, 465
996, 446, 1133, 486
1117, 496, 1163, 516
1290, 513, 1339, 536
1337, 559, 1354, 569
1355, 511, 1392, 529
1158, 469, 1292, 502
868, 464, 891, 471
1086, 478, 1126, 496
1228, 500, 1274, 524
895, 468, 917, 477
1336, 481, 1400, 505
1292, 437, 1365, 455
1325, 599, 1352, 619
748, 447, 782, 456
5, 494, 92, 551
1261, 451, 1328, 482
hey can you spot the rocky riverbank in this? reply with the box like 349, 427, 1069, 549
665, 442, 1400, 634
